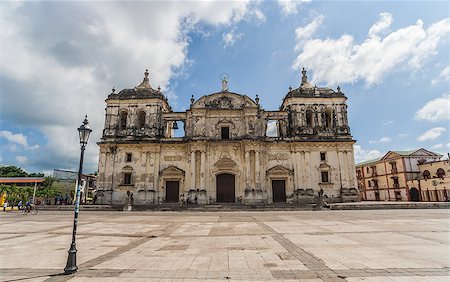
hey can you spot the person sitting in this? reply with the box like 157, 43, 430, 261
25, 200, 32, 212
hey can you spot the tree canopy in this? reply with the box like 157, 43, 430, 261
0, 165, 44, 177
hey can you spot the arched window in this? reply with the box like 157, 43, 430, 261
306, 109, 314, 127
122, 166, 133, 185
119, 111, 128, 130
437, 168, 445, 179
138, 110, 146, 129
422, 170, 430, 180
325, 108, 333, 128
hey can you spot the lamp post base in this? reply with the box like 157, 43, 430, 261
64, 242, 78, 275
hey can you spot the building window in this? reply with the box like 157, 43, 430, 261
423, 170, 430, 180
306, 109, 314, 127
437, 168, 445, 179
320, 152, 326, 161
123, 173, 132, 185
375, 191, 380, 201
395, 191, 402, 201
321, 171, 329, 183
368, 180, 371, 187
357, 170, 362, 179
325, 108, 333, 128
138, 110, 146, 129
392, 177, 399, 188
119, 111, 128, 130
373, 180, 378, 188
390, 162, 397, 173
366, 167, 369, 174
126, 153, 132, 162
266, 120, 279, 137
221, 126, 230, 140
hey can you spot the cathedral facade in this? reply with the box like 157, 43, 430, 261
96, 69, 358, 206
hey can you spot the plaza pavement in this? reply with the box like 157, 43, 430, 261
0, 209, 449, 281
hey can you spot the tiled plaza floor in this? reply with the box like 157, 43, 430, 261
0, 209, 449, 281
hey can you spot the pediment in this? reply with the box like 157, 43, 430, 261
383, 152, 401, 160
122, 165, 133, 171
319, 163, 330, 169
215, 158, 237, 168
160, 165, 185, 176
382, 148, 442, 161
192, 92, 258, 110
266, 165, 293, 175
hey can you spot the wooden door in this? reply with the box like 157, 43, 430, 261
165, 181, 179, 203
216, 174, 235, 203
409, 188, 419, 202
272, 180, 286, 203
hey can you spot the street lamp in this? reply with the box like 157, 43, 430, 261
64, 115, 92, 275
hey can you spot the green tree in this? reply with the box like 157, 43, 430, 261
0, 166, 28, 177
43, 176, 56, 188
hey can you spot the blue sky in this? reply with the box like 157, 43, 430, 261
0, 0, 449, 174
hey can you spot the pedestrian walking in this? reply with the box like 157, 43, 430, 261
179, 194, 184, 208
93, 194, 98, 204
194, 195, 198, 205
18, 200, 23, 210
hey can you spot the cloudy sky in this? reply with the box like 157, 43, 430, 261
0, 0, 449, 174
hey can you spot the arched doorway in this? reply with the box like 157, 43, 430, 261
216, 173, 235, 203
410, 187, 420, 202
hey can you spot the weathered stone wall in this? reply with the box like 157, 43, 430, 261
97, 140, 357, 205
97, 71, 358, 206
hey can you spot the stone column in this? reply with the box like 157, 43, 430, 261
305, 152, 311, 189
154, 148, 161, 202
342, 150, 350, 187
191, 151, 196, 190
255, 150, 260, 188
200, 150, 206, 189
346, 150, 357, 188
294, 151, 301, 189
245, 150, 250, 189
338, 151, 345, 186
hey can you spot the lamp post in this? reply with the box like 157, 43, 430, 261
64, 115, 92, 275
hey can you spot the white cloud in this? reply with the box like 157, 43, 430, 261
369, 136, 391, 144
277, 0, 311, 16
382, 120, 394, 126
222, 30, 244, 48
354, 145, 383, 163
0, 130, 28, 146
0, 1, 263, 172
417, 127, 446, 141
266, 121, 278, 137
431, 66, 450, 85
368, 12, 393, 38
293, 13, 450, 85
432, 143, 444, 149
415, 94, 450, 122
295, 14, 324, 50
446, 142, 450, 148
15, 156, 29, 165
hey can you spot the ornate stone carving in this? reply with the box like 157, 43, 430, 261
205, 96, 234, 109
164, 155, 183, 161
268, 153, 289, 161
